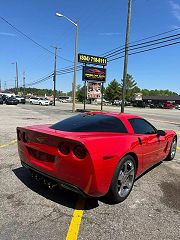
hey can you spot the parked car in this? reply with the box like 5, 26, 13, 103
155, 103, 164, 108
150, 103, 156, 108
17, 112, 177, 203
1, 94, 8, 103
112, 100, 121, 106
30, 97, 49, 106
15, 95, 26, 104
29, 97, 39, 104
136, 101, 146, 108
5, 96, 19, 105
163, 103, 176, 109
38, 98, 50, 106
0, 96, 3, 104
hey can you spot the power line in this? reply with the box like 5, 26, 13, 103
101, 27, 180, 56
17, 27, 180, 86
56, 34, 180, 75
0, 16, 73, 63
55, 40, 180, 76
25, 73, 53, 87
56, 29, 180, 75
107, 34, 180, 59
108, 40, 180, 62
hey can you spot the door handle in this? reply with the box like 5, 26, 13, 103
138, 137, 142, 145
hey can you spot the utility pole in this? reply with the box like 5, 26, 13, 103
72, 21, 78, 113
16, 62, 19, 90
121, 0, 132, 113
15, 77, 17, 89
23, 71, 26, 96
4, 81, 7, 91
52, 47, 58, 106
0, 80, 1, 92
12, 61, 19, 92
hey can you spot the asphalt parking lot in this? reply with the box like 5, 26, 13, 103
0, 103, 180, 240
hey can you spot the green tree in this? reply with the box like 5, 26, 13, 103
141, 89, 178, 96
121, 74, 137, 101
104, 79, 121, 103
76, 84, 85, 102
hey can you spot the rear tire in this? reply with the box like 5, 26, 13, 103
106, 155, 136, 203
165, 137, 177, 161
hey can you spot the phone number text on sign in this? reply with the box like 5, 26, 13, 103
78, 54, 107, 66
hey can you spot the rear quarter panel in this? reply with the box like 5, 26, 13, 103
83, 134, 143, 195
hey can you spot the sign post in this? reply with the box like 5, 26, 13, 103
78, 53, 107, 111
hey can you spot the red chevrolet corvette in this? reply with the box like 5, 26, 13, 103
17, 112, 177, 203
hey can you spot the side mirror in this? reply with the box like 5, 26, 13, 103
157, 130, 166, 137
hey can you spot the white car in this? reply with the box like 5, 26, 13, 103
15, 95, 26, 104
30, 97, 49, 106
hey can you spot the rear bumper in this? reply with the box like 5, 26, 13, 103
18, 140, 108, 197
21, 161, 88, 197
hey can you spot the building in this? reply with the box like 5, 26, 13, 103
142, 95, 180, 104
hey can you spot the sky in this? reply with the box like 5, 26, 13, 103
0, 0, 180, 93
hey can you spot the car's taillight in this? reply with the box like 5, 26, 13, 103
17, 130, 22, 141
23, 132, 28, 143
73, 145, 87, 159
59, 142, 71, 155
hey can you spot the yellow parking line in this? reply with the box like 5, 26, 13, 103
66, 197, 85, 240
176, 132, 180, 135
0, 139, 17, 148
177, 146, 180, 151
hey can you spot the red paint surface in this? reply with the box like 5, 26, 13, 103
17, 112, 176, 197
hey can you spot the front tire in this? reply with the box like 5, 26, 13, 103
166, 137, 177, 161
106, 155, 136, 203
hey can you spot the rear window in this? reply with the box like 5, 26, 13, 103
50, 114, 128, 133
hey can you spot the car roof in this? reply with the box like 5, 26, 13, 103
88, 111, 142, 120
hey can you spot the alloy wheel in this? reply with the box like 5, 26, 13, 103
117, 159, 135, 198
171, 138, 177, 159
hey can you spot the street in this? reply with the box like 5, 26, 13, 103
0, 103, 180, 240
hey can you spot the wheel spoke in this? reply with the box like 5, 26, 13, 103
125, 167, 134, 176
118, 171, 124, 181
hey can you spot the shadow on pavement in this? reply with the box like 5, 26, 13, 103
13, 167, 99, 210
13, 162, 164, 207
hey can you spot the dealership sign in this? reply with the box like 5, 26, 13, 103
83, 66, 106, 82
78, 53, 107, 66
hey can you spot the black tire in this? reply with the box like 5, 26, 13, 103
106, 155, 136, 203
165, 137, 177, 161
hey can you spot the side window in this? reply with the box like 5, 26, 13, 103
129, 118, 157, 135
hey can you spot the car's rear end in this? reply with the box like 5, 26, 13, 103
17, 125, 99, 197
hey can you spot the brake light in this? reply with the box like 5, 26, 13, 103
17, 130, 22, 141
59, 142, 71, 155
73, 145, 87, 159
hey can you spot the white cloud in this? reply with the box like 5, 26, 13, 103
0, 32, 16, 37
169, 0, 180, 21
98, 32, 121, 36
